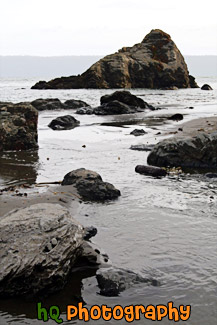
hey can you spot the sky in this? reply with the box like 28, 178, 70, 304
0, 0, 217, 56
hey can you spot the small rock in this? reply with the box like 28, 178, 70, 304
130, 129, 147, 136
135, 165, 167, 177
48, 115, 80, 130
201, 84, 212, 90
168, 113, 183, 121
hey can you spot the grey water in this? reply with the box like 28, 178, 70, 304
0, 77, 217, 324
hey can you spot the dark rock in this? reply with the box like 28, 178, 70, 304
100, 91, 153, 109
94, 101, 131, 115
96, 267, 158, 297
0, 204, 84, 297
0, 103, 38, 151
48, 115, 80, 130
201, 84, 213, 90
206, 173, 217, 178
31, 98, 64, 111
130, 129, 147, 136
168, 113, 183, 121
130, 144, 154, 151
83, 226, 97, 241
147, 132, 217, 169
135, 165, 167, 177
64, 99, 90, 109
76, 107, 94, 115
62, 168, 121, 201
32, 29, 198, 90
77, 241, 110, 267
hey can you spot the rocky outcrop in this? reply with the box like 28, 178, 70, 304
0, 204, 84, 297
48, 115, 80, 130
147, 132, 217, 169
0, 103, 38, 151
62, 168, 121, 201
135, 165, 167, 177
31, 98, 89, 111
32, 29, 198, 90
201, 84, 213, 90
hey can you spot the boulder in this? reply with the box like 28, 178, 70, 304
135, 165, 167, 177
62, 168, 121, 201
0, 103, 38, 151
201, 84, 213, 90
130, 129, 147, 136
168, 113, 183, 121
96, 267, 159, 297
100, 91, 154, 109
31, 29, 198, 90
147, 132, 217, 169
31, 98, 64, 111
48, 115, 80, 130
64, 99, 90, 109
94, 101, 133, 115
0, 204, 84, 297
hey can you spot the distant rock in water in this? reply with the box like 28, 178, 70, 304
48, 115, 80, 130
135, 165, 167, 177
100, 91, 154, 109
130, 144, 155, 151
201, 84, 213, 90
0, 102, 38, 151
147, 132, 217, 169
31, 98, 90, 111
31, 29, 198, 90
62, 168, 121, 201
168, 113, 184, 121
130, 129, 147, 136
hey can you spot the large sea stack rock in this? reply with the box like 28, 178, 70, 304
32, 29, 198, 90
147, 132, 217, 169
62, 168, 121, 201
0, 103, 38, 151
0, 204, 84, 297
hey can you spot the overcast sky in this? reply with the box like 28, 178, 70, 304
0, 0, 217, 56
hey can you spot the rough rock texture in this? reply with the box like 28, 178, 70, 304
31, 98, 90, 111
32, 29, 198, 90
48, 115, 80, 130
130, 129, 147, 136
135, 165, 167, 177
147, 132, 217, 169
62, 168, 121, 201
201, 84, 213, 90
0, 204, 84, 297
96, 267, 158, 297
0, 103, 38, 151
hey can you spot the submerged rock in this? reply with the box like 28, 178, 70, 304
62, 168, 121, 201
48, 115, 80, 130
147, 132, 217, 169
201, 84, 213, 90
135, 165, 167, 177
130, 129, 147, 136
32, 29, 198, 90
0, 204, 84, 297
0, 103, 38, 151
130, 144, 155, 151
96, 267, 159, 297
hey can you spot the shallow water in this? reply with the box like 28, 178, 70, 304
0, 77, 217, 324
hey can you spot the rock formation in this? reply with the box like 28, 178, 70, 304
31, 98, 89, 111
32, 29, 198, 90
147, 132, 217, 169
0, 102, 38, 151
62, 168, 121, 201
48, 115, 80, 130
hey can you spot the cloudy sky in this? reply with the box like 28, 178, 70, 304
0, 0, 217, 56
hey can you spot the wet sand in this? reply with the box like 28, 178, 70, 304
171, 116, 217, 137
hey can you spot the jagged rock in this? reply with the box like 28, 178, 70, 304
64, 99, 90, 109
48, 115, 80, 130
96, 267, 159, 297
62, 168, 121, 201
130, 144, 154, 151
83, 226, 97, 241
135, 165, 167, 177
201, 84, 212, 90
168, 113, 183, 121
32, 29, 198, 90
147, 132, 217, 169
130, 129, 147, 136
0, 204, 84, 297
100, 91, 154, 109
0, 103, 38, 151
